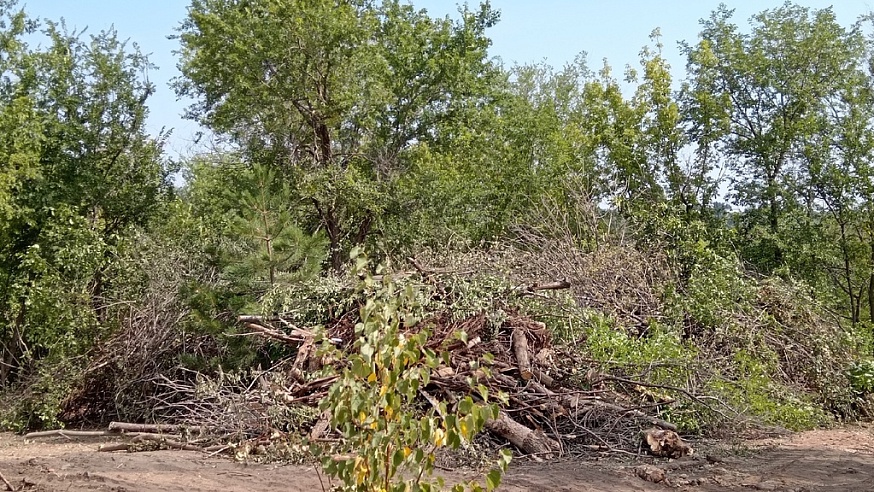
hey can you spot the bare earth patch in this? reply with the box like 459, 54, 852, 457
1, 427, 872, 491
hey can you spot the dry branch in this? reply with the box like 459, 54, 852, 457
238, 320, 312, 345
584, 400, 678, 432
98, 434, 202, 453
25, 429, 115, 439
511, 327, 532, 380
518, 279, 572, 294
0, 468, 13, 492
486, 411, 560, 457
108, 422, 183, 433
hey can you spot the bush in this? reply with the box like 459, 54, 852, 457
316, 251, 511, 492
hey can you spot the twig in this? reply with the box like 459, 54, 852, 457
578, 444, 640, 457
0, 468, 14, 492
205, 445, 232, 457
239, 322, 311, 346
98, 434, 202, 453
597, 374, 734, 420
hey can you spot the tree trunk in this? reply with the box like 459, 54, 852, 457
1, 301, 26, 384
313, 198, 343, 272
768, 188, 782, 266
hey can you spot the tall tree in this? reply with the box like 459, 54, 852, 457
684, 3, 866, 272
175, 0, 501, 270
0, 2, 170, 383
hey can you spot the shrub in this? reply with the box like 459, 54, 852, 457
316, 251, 511, 492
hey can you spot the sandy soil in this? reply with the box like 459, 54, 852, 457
0, 427, 872, 491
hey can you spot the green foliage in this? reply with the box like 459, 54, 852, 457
224, 164, 327, 288
710, 350, 831, 431
176, 0, 502, 269
0, 1, 170, 397
582, 313, 698, 386
848, 359, 874, 395
317, 251, 510, 492
0, 357, 81, 431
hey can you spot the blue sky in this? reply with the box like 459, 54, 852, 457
18, 1, 874, 159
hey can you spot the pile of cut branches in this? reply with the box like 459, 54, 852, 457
143, 266, 704, 460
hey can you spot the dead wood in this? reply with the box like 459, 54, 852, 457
518, 279, 572, 294
530, 367, 557, 388
640, 428, 693, 458
98, 443, 132, 452
98, 434, 202, 453
511, 326, 532, 380
134, 274, 713, 459
25, 429, 116, 439
0, 468, 13, 492
107, 422, 184, 433
584, 400, 678, 432
239, 321, 311, 346
485, 411, 560, 457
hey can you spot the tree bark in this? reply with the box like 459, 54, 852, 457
485, 411, 559, 457
511, 327, 532, 380
868, 241, 874, 325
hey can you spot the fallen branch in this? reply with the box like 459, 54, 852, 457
98, 443, 131, 452
25, 429, 115, 439
596, 374, 734, 422
485, 411, 560, 457
511, 327, 532, 380
530, 367, 557, 388
239, 322, 311, 346
108, 422, 184, 433
98, 434, 202, 453
588, 400, 678, 432
519, 279, 572, 293
0, 468, 13, 492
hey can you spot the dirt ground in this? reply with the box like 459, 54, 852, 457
0, 427, 872, 491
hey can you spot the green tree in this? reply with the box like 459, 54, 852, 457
0, 2, 170, 388
175, 0, 501, 270
684, 3, 867, 272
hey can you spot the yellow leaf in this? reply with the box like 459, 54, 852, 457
379, 385, 388, 397
359, 411, 366, 423
403, 446, 412, 458
354, 457, 367, 485
367, 372, 377, 383
459, 419, 469, 438
385, 405, 394, 420
433, 428, 445, 447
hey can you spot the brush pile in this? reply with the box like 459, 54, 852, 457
135, 266, 700, 460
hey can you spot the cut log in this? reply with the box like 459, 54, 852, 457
511, 327, 532, 380
485, 411, 559, 457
